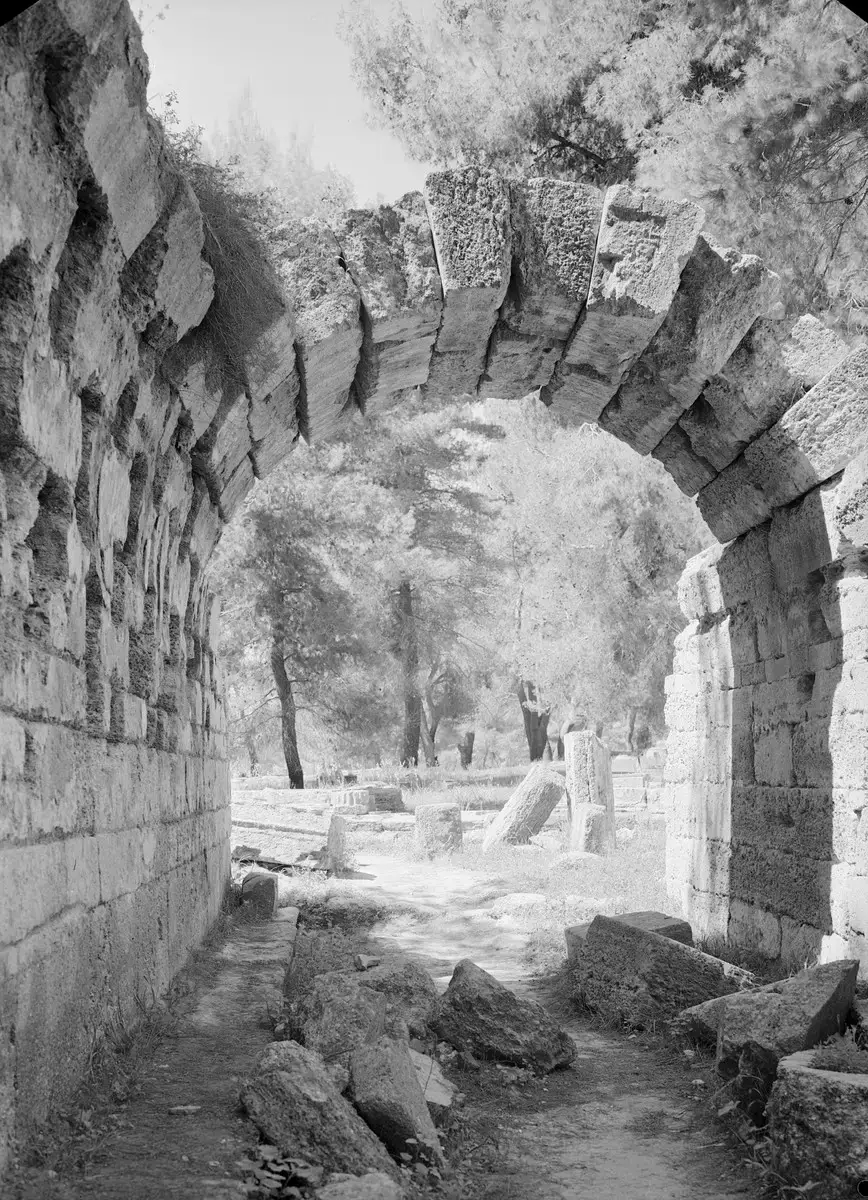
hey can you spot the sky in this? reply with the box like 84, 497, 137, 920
139, 0, 431, 208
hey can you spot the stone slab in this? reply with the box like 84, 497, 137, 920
565, 910, 693, 964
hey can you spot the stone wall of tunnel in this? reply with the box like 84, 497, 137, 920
3, 0, 868, 1171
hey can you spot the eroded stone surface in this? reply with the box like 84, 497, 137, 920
415, 803, 463, 857
349, 1035, 443, 1165
482, 764, 566, 851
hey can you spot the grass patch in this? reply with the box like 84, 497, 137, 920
811, 1029, 868, 1074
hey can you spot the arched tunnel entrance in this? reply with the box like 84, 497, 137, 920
2, 0, 868, 1168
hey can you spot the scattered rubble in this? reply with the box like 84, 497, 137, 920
432, 959, 577, 1072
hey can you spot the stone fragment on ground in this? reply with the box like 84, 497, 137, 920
414, 802, 463, 857
241, 1041, 399, 1179
355, 955, 381, 971
349, 1035, 444, 1167
357, 955, 439, 1040
482, 764, 566, 851
432, 959, 576, 1073
564, 910, 693, 965
675, 959, 859, 1120
766, 1048, 868, 1200
408, 1047, 456, 1125
576, 914, 752, 1026
291, 971, 387, 1064
241, 870, 278, 916
315, 1172, 404, 1200
326, 814, 348, 872
490, 892, 549, 922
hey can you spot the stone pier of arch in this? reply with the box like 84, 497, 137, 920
2, 0, 868, 1168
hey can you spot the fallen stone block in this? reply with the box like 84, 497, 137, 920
423, 166, 512, 398
431, 959, 576, 1073
291, 971, 387, 1064
565, 910, 693, 966
349, 1035, 444, 1166
240, 870, 278, 917
408, 1047, 455, 1125
415, 803, 463, 857
240, 1041, 399, 1180
315, 1172, 404, 1200
358, 955, 439, 1040
482, 764, 566, 852
675, 959, 859, 1119
570, 803, 614, 855
576, 914, 753, 1026
540, 185, 704, 422
767, 1048, 868, 1200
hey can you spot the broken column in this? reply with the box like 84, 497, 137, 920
564, 731, 615, 853
481, 763, 566, 851
414, 802, 463, 857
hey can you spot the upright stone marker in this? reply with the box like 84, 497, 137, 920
564, 731, 615, 853
415, 803, 463, 857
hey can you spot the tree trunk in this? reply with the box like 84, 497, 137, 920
419, 707, 438, 768
395, 578, 421, 767
244, 729, 258, 776
626, 706, 638, 755
556, 736, 565, 761
516, 680, 550, 761
270, 639, 304, 789
458, 730, 475, 770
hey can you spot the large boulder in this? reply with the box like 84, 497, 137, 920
357, 956, 439, 1040
240, 1042, 399, 1180
675, 959, 859, 1121
415, 803, 463, 857
564, 910, 693, 966
292, 972, 387, 1064
431, 959, 576, 1073
767, 1048, 868, 1200
348, 1036, 444, 1167
482, 764, 566, 852
575, 914, 753, 1026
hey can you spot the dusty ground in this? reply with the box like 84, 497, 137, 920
6, 851, 767, 1200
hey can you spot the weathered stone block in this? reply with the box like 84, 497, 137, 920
541, 186, 704, 421
415, 802, 463, 857
291, 971, 386, 1064
565, 910, 693, 964
240, 870, 278, 917
482, 177, 603, 400
423, 167, 511, 398
349, 1035, 443, 1165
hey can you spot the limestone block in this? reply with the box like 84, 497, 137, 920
677, 316, 850, 476
603, 235, 779, 455
335, 192, 443, 414
481, 178, 603, 400
767, 1049, 868, 1198
564, 730, 614, 807
575, 914, 752, 1026
431, 959, 576, 1072
192, 389, 251, 494
359, 956, 438, 1039
408, 1047, 455, 1125
423, 167, 512, 398
540, 186, 704, 422
270, 223, 363, 443
348, 1035, 443, 1165
650, 424, 716, 496
835, 446, 868, 548
415, 802, 463, 857
699, 348, 868, 542
241, 870, 278, 916
217, 455, 254, 520
241, 1041, 399, 1179
247, 373, 300, 481
317, 1174, 403, 1200
565, 910, 693, 964
570, 803, 616, 854
326, 813, 347, 873
482, 764, 566, 851
160, 327, 227, 442
291, 972, 387, 1064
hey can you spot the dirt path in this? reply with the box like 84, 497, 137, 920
7, 853, 762, 1199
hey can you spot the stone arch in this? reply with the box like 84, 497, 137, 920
2, 0, 868, 1167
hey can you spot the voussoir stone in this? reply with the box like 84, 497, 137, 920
576, 914, 753, 1026
334, 193, 443, 415
423, 166, 511, 398
482, 764, 565, 852
540, 185, 704, 422
241, 1041, 399, 1179
349, 1035, 444, 1166
481, 177, 603, 400
431, 958, 576, 1072
291, 971, 387, 1064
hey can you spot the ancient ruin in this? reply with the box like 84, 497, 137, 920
2, 0, 868, 1169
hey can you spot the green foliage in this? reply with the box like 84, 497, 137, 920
811, 1029, 868, 1074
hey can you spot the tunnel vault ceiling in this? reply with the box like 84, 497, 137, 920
2, 0, 868, 1170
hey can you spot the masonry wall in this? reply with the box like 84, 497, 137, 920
666, 460, 868, 968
